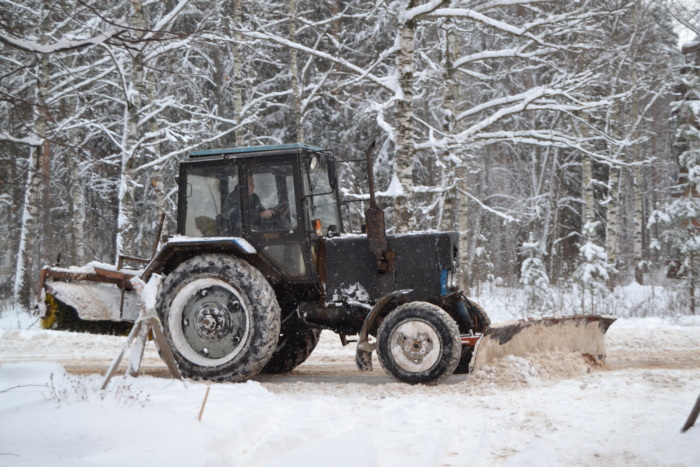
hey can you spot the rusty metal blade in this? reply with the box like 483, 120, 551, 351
46, 281, 140, 322
470, 315, 616, 372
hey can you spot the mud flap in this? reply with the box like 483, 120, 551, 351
355, 341, 374, 372
470, 315, 616, 372
354, 289, 413, 372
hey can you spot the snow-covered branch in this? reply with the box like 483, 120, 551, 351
0, 132, 43, 146
0, 26, 125, 54
234, 30, 397, 93
402, 0, 449, 23
456, 187, 517, 223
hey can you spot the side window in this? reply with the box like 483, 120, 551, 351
249, 165, 297, 232
184, 174, 222, 237
184, 164, 238, 237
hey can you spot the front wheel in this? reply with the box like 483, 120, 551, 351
376, 302, 461, 385
157, 254, 280, 382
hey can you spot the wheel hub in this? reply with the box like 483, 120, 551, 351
193, 302, 234, 340
397, 331, 434, 364
180, 285, 247, 360
389, 321, 441, 372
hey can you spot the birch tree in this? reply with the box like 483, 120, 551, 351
649, 10, 699, 314
0, 0, 126, 309
597, 1, 680, 284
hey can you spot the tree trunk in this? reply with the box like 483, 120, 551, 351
465, 147, 489, 292
233, 0, 244, 146
439, 19, 459, 232
393, 7, 417, 232
68, 148, 86, 265
13, 145, 45, 310
289, 0, 304, 142
606, 165, 621, 279
116, 0, 146, 258
632, 163, 644, 283
147, 75, 166, 243
582, 154, 596, 228
40, 115, 51, 264
548, 149, 563, 280
438, 20, 471, 291
629, 5, 645, 284
631, 63, 645, 284
13, 6, 52, 309
690, 252, 697, 315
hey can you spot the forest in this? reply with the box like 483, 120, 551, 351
1, 0, 699, 315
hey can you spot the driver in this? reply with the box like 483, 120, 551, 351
246, 176, 277, 222
222, 176, 286, 233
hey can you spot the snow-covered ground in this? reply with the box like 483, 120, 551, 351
1, 292, 699, 466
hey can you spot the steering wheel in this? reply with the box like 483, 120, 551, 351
259, 201, 292, 230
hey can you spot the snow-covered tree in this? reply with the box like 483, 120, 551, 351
0, 0, 689, 313
573, 222, 616, 313
0, 0, 127, 309
519, 235, 552, 316
649, 38, 700, 314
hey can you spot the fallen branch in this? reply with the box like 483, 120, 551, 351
681, 393, 700, 433
198, 386, 211, 422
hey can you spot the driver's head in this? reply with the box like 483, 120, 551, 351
247, 176, 255, 194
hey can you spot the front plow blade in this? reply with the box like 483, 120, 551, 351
470, 315, 616, 372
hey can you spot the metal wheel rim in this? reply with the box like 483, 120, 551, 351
169, 278, 251, 366
388, 319, 441, 373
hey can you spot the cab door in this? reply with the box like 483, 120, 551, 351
242, 159, 314, 282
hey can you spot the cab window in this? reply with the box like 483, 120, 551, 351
248, 165, 298, 232
303, 155, 340, 235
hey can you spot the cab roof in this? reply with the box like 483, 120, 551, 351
189, 143, 328, 159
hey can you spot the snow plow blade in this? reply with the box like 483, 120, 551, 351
470, 315, 616, 372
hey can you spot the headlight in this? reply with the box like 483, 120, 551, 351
448, 270, 459, 291
452, 273, 459, 290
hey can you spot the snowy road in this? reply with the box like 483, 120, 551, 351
0, 317, 698, 380
1, 315, 699, 466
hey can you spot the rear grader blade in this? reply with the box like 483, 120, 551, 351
469, 315, 616, 372
35, 214, 166, 334
35, 263, 142, 335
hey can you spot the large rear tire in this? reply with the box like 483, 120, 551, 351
376, 302, 461, 385
157, 254, 280, 382
261, 316, 321, 374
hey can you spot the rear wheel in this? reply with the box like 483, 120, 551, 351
261, 316, 321, 374
376, 302, 461, 385
157, 254, 280, 382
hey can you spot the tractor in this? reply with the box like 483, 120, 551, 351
36, 143, 614, 385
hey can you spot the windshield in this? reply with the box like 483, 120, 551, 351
303, 154, 340, 234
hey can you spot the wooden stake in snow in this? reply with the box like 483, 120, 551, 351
681, 393, 700, 433
198, 386, 211, 422
101, 274, 182, 390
